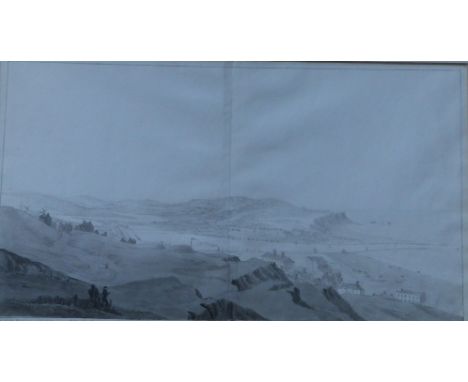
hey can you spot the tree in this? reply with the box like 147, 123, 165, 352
39, 209, 52, 226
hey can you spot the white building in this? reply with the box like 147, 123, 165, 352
393, 289, 425, 304
337, 282, 364, 296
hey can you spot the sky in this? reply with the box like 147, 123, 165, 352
2, 62, 228, 202
0, 62, 465, 211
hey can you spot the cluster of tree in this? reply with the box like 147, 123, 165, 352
75, 220, 95, 232
39, 209, 53, 226
74, 220, 107, 237
39, 210, 78, 235
121, 237, 137, 244
38, 211, 108, 238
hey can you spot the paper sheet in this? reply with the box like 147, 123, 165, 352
0, 62, 466, 320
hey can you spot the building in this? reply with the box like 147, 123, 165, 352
337, 281, 365, 296
393, 289, 425, 304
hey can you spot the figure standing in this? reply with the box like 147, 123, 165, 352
88, 284, 100, 307
102, 286, 110, 307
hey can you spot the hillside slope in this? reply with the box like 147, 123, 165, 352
0, 248, 88, 302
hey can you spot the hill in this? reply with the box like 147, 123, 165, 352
0, 248, 88, 302
2, 193, 356, 244
0, 198, 462, 320
0, 248, 165, 319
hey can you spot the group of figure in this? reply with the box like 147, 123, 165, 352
88, 284, 111, 308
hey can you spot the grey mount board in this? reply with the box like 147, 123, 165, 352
0, 61, 466, 321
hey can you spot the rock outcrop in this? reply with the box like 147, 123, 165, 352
287, 287, 314, 310
231, 263, 292, 291
322, 287, 364, 320
188, 299, 267, 320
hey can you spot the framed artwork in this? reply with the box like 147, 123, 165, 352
0, 62, 466, 320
